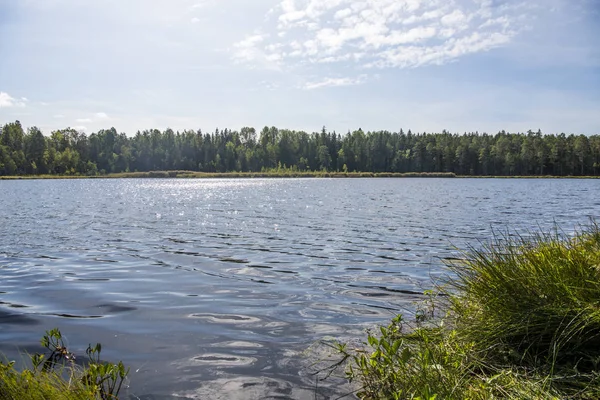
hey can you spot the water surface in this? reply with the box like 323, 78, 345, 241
0, 178, 597, 398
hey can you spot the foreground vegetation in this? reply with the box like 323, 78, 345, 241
1, 120, 599, 177
0, 329, 128, 400
330, 224, 600, 399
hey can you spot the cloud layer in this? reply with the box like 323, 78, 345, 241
234, 0, 530, 70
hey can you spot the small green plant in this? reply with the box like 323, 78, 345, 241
83, 343, 129, 399
36, 328, 76, 372
0, 328, 129, 400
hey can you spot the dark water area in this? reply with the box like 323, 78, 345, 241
0, 178, 597, 399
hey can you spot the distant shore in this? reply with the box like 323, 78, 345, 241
1, 171, 599, 180
1, 171, 454, 179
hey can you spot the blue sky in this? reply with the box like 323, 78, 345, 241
0, 0, 598, 135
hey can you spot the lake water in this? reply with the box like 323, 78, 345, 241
0, 178, 597, 399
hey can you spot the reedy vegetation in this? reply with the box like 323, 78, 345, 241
331, 224, 600, 399
1, 120, 599, 176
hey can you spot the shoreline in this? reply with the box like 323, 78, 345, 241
1, 171, 599, 180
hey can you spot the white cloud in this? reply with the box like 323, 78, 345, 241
232, 33, 267, 62
95, 112, 109, 119
73, 126, 88, 132
0, 92, 26, 108
76, 118, 92, 123
441, 10, 467, 27
53, 114, 65, 119
231, 33, 283, 70
191, 17, 200, 24
302, 75, 368, 90
233, 0, 531, 72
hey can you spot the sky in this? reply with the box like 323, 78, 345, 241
0, 0, 599, 135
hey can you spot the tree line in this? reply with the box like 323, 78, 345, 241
1, 120, 599, 176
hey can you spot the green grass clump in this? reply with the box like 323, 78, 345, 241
331, 223, 600, 399
0, 329, 129, 400
450, 226, 600, 373
0, 362, 92, 400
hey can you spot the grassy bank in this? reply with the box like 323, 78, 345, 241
0, 329, 128, 400
0, 171, 456, 179
3, 171, 600, 180
109, 170, 457, 179
332, 223, 600, 399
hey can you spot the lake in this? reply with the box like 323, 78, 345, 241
0, 178, 597, 399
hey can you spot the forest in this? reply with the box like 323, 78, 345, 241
1, 120, 599, 176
